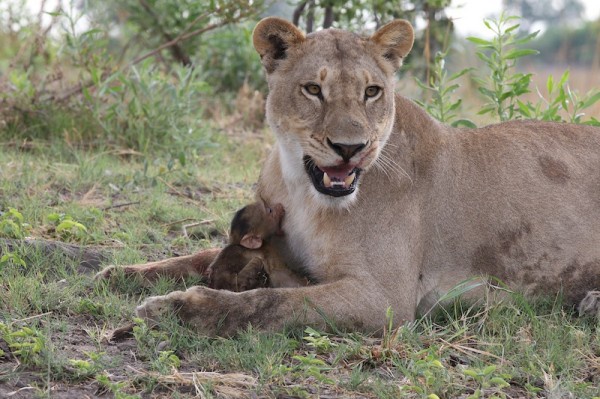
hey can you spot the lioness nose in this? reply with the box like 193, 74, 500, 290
326, 139, 367, 162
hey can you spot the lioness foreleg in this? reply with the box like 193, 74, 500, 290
135, 278, 415, 336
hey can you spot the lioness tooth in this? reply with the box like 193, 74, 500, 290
344, 173, 356, 186
323, 172, 332, 187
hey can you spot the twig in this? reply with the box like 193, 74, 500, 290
182, 220, 214, 238
128, 8, 255, 67
439, 338, 507, 364
137, 0, 191, 66
55, 7, 255, 103
10, 312, 53, 326
161, 218, 196, 227
102, 201, 141, 211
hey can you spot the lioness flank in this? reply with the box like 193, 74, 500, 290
97, 17, 600, 336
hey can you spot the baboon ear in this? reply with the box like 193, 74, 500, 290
253, 17, 305, 73
370, 20, 414, 70
240, 234, 263, 249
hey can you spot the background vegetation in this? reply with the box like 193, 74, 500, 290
0, 0, 599, 397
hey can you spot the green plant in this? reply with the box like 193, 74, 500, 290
0, 208, 30, 239
47, 212, 88, 241
399, 348, 448, 399
0, 322, 47, 367
95, 373, 140, 399
0, 251, 27, 271
416, 52, 476, 128
468, 13, 539, 121
517, 70, 600, 125
463, 365, 511, 399
68, 351, 108, 379
152, 350, 181, 373
291, 353, 334, 384
302, 326, 337, 353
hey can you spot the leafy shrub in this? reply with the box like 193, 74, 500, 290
419, 13, 600, 126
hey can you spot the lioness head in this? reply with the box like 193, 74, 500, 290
253, 18, 413, 207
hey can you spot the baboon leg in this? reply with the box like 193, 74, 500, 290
95, 248, 221, 282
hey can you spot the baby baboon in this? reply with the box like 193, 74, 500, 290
207, 200, 308, 292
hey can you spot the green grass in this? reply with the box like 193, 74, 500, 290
1, 129, 599, 399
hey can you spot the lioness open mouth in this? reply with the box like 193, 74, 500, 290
303, 156, 362, 197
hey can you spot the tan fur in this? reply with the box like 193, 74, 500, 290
99, 18, 600, 336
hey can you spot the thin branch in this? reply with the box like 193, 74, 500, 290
138, 0, 191, 66
54, 8, 254, 103
323, 5, 334, 29
102, 201, 141, 211
128, 9, 254, 67
292, 0, 308, 27
306, 0, 315, 33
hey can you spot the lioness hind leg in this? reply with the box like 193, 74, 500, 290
95, 248, 221, 282
578, 291, 600, 318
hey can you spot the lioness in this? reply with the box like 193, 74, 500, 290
98, 18, 600, 335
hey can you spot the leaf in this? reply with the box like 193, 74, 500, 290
490, 377, 510, 387
517, 100, 532, 118
514, 30, 540, 45
464, 369, 479, 378
581, 92, 600, 109
504, 23, 520, 34
442, 84, 460, 96
452, 119, 477, 128
475, 52, 492, 64
504, 49, 539, 60
482, 365, 497, 375
546, 75, 554, 94
477, 105, 496, 115
449, 68, 474, 81
558, 70, 570, 87
466, 37, 492, 46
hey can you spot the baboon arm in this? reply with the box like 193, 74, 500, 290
237, 257, 265, 280
267, 265, 309, 288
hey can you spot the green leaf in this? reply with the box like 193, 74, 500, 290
490, 377, 510, 387
504, 49, 539, 60
466, 37, 492, 46
505, 23, 520, 34
449, 68, 474, 81
581, 92, 600, 109
452, 119, 477, 128
477, 105, 497, 115
558, 70, 570, 87
517, 100, 532, 118
546, 75, 554, 94
464, 369, 479, 378
514, 30, 539, 45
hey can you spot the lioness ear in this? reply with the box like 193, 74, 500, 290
253, 17, 305, 74
240, 234, 263, 249
370, 20, 414, 70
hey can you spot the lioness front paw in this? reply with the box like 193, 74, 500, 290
578, 291, 600, 318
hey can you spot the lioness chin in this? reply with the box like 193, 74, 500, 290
98, 18, 600, 336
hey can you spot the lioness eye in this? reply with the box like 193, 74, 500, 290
365, 86, 381, 98
304, 84, 321, 96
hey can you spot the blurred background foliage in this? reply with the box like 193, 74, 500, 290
0, 0, 598, 154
